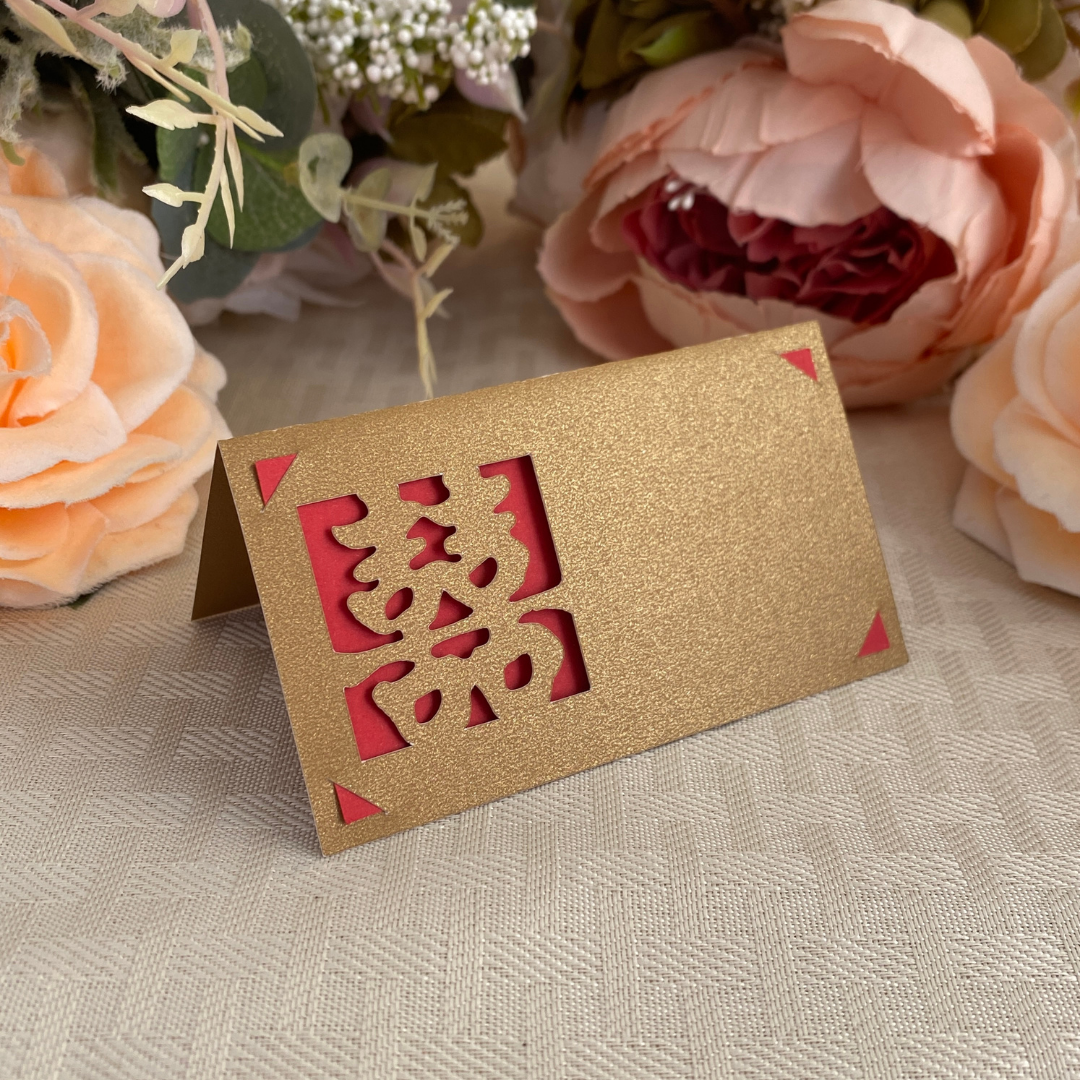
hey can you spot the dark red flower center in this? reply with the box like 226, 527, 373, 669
622, 177, 957, 326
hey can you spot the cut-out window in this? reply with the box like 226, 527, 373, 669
431, 628, 490, 660
429, 591, 473, 630
297, 495, 402, 653
407, 517, 461, 569
468, 686, 497, 726
334, 783, 382, 823
519, 609, 590, 700
344, 661, 414, 759
399, 475, 450, 506
469, 557, 497, 588
479, 456, 561, 601
414, 689, 442, 723
504, 653, 532, 690
385, 588, 413, 620
316, 451, 589, 783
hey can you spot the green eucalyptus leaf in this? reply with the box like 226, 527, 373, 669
157, 124, 202, 184
152, 197, 259, 302
226, 54, 269, 114
977, 0, 1042, 52
1015, 0, 1066, 78
197, 139, 322, 251
388, 92, 507, 178
919, 0, 973, 36
208, 0, 316, 149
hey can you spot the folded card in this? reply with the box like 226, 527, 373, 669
193, 322, 906, 855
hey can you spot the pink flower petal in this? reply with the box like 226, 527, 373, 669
783, 0, 994, 156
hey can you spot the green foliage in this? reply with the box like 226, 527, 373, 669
0, 36, 38, 144
1014, 0, 1067, 78
142, 0, 319, 297
907, 0, 1066, 76
66, 62, 147, 196
387, 90, 508, 178
565, 0, 752, 110
208, 0, 316, 150
198, 139, 321, 250
151, 147, 260, 302
421, 173, 482, 247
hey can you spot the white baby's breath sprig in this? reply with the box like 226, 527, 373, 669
273, 0, 535, 105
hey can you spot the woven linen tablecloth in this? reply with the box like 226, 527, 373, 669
3, 161, 1080, 1080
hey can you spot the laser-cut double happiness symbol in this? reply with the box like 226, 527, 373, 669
294, 455, 590, 823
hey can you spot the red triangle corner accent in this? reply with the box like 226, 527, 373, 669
254, 453, 297, 505
858, 611, 890, 657
333, 782, 383, 824
781, 348, 818, 381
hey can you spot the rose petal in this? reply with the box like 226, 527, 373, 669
953, 465, 1013, 564
860, 106, 1008, 286
586, 49, 775, 189
0, 229, 99, 424
968, 36, 1072, 160
950, 322, 1018, 485
539, 188, 638, 303
724, 119, 879, 226
0, 502, 68, 559
92, 411, 226, 533
0, 434, 181, 509
996, 487, 1080, 595
547, 281, 670, 360
81, 486, 199, 594
783, 0, 995, 157
185, 346, 227, 401
4, 145, 69, 198
0, 382, 126, 484
634, 258, 855, 345
0, 500, 105, 601
125, 384, 216, 484
944, 129, 1062, 348
7, 196, 163, 279
993, 397, 1080, 530
1011, 259, 1080, 443
73, 198, 164, 279
75, 251, 194, 431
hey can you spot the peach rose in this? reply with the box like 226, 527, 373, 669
0, 143, 229, 608
951, 257, 1080, 597
537, 0, 1080, 407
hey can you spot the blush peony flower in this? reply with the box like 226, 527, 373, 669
537, 0, 1080, 407
951, 258, 1080, 597
0, 143, 230, 608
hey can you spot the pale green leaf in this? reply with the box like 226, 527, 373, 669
298, 132, 351, 221
143, 182, 201, 207
127, 98, 205, 130
422, 287, 452, 321
165, 28, 201, 67
409, 220, 427, 262
6, 0, 78, 55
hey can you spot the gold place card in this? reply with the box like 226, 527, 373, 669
193, 322, 906, 855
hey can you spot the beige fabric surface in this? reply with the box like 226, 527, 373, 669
3, 161, 1080, 1079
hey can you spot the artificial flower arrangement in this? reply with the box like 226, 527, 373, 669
0, 0, 1079, 604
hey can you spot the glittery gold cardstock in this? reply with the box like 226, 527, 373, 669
193, 322, 906, 855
